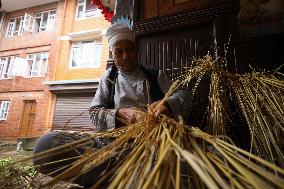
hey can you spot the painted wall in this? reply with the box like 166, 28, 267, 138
53, 0, 111, 81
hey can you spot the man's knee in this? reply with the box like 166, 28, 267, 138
34, 131, 60, 154
33, 131, 77, 175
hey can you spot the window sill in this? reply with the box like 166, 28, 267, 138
75, 14, 102, 21
30, 76, 46, 78
5, 35, 23, 38
0, 76, 45, 80
69, 65, 101, 69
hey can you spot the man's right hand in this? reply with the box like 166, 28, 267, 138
116, 107, 144, 125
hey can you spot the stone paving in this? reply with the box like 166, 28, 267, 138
0, 141, 33, 160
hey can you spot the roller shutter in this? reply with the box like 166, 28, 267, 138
52, 93, 96, 131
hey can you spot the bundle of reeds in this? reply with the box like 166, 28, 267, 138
1, 55, 284, 189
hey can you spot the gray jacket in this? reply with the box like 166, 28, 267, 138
90, 66, 191, 131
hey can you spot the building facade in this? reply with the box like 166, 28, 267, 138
0, 0, 111, 140
0, 1, 64, 140
43, 0, 111, 131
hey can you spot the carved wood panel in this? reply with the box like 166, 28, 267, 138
139, 0, 236, 20
137, 22, 213, 80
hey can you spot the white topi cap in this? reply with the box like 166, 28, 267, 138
105, 24, 134, 50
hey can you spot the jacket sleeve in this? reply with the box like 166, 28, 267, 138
157, 71, 192, 119
89, 69, 118, 131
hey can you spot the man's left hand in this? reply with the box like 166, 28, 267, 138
149, 101, 172, 117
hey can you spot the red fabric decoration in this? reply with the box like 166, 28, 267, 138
92, 0, 114, 22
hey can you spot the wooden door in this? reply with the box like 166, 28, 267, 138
19, 100, 37, 137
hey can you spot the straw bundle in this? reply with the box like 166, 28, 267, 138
227, 72, 284, 165
1, 55, 284, 189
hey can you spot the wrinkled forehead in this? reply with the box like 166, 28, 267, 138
111, 39, 135, 52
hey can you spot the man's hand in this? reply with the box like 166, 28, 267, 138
116, 107, 144, 125
149, 101, 172, 117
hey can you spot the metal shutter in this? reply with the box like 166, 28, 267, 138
52, 94, 96, 131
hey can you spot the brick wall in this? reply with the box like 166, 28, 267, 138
0, 1, 64, 139
0, 91, 54, 139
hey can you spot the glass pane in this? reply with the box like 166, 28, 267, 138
86, 0, 97, 11
35, 13, 41, 18
28, 54, 34, 59
41, 12, 48, 28
35, 18, 41, 32
42, 53, 48, 59
0, 110, 4, 119
4, 102, 9, 110
81, 42, 94, 67
0, 64, 4, 77
31, 54, 41, 76
28, 60, 33, 68
35, 54, 41, 61
50, 10, 56, 15
41, 58, 48, 76
94, 44, 102, 66
32, 62, 40, 72
77, 5, 84, 19
19, 19, 24, 35
0, 12, 4, 21
48, 15, 55, 31
72, 47, 80, 67
7, 23, 14, 36
14, 17, 21, 34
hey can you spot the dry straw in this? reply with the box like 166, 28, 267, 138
1, 55, 284, 189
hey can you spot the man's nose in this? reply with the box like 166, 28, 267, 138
122, 51, 129, 59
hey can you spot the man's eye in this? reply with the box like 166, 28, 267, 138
114, 50, 122, 55
126, 48, 133, 52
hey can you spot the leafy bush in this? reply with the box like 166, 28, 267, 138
0, 157, 37, 187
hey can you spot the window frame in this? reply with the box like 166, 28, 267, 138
0, 56, 18, 79
0, 11, 5, 30
27, 52, 49, 77
76, 0, 101, 20
34, 9, 56, 33
0, 57, 8, 79
5, 16, 24, 37
69, 40, 102, 69
0, 101, 10, 121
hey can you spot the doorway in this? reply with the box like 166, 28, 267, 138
19, 100, 37, 137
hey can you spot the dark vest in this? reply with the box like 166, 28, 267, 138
107, 65, 165, 108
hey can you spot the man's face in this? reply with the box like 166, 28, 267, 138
111, 39, 138, 72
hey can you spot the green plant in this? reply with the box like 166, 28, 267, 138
0, 157, 37, 187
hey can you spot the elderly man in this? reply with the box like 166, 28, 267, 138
33, 24, 191, 187
89, 24, 191, 130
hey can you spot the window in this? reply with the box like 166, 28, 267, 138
70, 41, 102, 68
0, 56, 17, 79
0, 57, 8, 79
6, 16, 24, 37
0, 53, 48, 78
76, 0, 101, 19
22, 13, 34, 33
27, 52, 49, 77
0, 11, 5, 30
34, 10, 56, 32
5, 10, 56, 37
0, 101, 10, 121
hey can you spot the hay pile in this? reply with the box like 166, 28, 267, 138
1, 55, 284, 189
